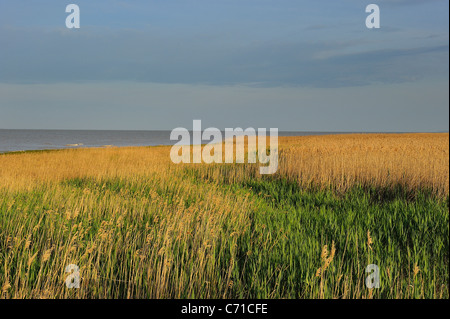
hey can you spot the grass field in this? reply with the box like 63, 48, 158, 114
0, 133, 448, 298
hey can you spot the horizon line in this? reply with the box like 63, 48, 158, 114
0, 128, 448, 134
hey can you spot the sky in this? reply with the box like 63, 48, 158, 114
0, 0, 448, 131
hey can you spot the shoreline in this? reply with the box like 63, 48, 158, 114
0, 131, 447, 155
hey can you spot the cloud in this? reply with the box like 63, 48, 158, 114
0, 25, 447, 88
376, 0, 446, 5
0, 80, 448, 131
0, 1, 448, 132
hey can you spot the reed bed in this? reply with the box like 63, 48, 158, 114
0, 133, 448, 298
278, 133, 449, 197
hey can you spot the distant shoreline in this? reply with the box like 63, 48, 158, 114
1, 128, 448, 133
1, 131, 447, 155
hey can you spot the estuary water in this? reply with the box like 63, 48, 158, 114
0, 129, 357, 153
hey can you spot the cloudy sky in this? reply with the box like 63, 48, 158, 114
0, 0, 448, 131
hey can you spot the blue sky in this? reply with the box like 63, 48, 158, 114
0, 0, 448, 131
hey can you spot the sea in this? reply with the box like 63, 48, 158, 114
0, 129, 365, 153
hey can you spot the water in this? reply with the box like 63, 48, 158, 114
0, 129, 358, 153
0, 130, 175, 153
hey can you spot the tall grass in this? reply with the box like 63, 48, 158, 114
0, 134, 448, 298
278, 133, 449, 197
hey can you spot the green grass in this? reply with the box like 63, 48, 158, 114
228, 177, 448, 298
0, 166, 448, 298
